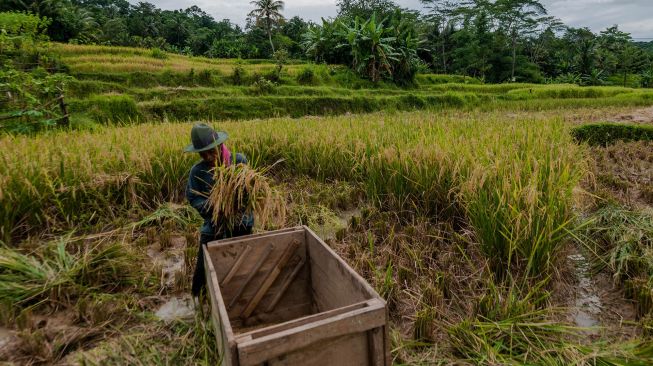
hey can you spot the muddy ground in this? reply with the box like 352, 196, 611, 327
608, 106, 653, 125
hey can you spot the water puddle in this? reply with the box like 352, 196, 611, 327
147, 246, 184, 287
568, 253, 602, 329
316, 208, 361, 240
155, 296, 195, 322
338, 208, 362, 226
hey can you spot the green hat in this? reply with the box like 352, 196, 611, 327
184, 123, 228, 153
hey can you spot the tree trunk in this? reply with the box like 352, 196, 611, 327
440, 26, 447, 73
267, 17, 275, 54
511, 32, 517, 82
58, 91, 69, 127
623, 69, 627, 88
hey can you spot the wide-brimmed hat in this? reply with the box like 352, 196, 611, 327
184, 123, 228, 153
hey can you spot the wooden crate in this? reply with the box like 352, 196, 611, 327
203, 226, 390, 366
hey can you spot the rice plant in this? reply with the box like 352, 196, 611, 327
581, 204, 653, 315
0, 109, 587, 280
0, 237, 139, 309
449, 278, 653, 365
208, 164, 286, 231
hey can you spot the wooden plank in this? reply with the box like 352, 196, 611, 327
237, 302, 386, 365
230, 261, 313, 326
218, 232, 310, 320
304, 225, 381, 301
222, 245, 252, 285
203, 245, 237, 366
268, 332, 369, 366
236, 300, 370, 341
228, 244, 274, 310
239, 301, 313, 328
241, 240, 300, 318
383, 309, 391, 366
306, 242, 368, 310
208, 230, 305, 292
367, 327, 385, 366
266, 256, 306, 313
206, 227, 303, 249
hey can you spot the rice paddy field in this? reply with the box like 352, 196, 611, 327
2, 44, 653, 365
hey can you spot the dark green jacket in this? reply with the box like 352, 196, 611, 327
186, 153, 254, 236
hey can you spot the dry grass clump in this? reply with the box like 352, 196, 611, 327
209, 164, 286, 231
329, 207, 489, 363
581, 204, 653, 317
585, 140, 653, 206
0, 238, 140, 311
74, 314, 219, 365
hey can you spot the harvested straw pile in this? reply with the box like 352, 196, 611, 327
208, 164, 286, 231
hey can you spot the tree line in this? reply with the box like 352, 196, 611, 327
1, 0, 652, 85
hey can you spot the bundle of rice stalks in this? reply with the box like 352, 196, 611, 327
208, 164, 286, 231
0, 239, 138, 310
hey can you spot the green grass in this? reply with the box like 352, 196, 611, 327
572, 123, 653, 146
32, 43, 652, 126
75, 315, 219, 365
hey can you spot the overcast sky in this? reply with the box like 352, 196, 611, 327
144, 0, 653, 40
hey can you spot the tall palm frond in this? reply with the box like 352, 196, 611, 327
248, 0, 285, 54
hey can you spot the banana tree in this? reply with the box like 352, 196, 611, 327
302, 18, 341, 63
387, 9, 423, 84
338, 14, 398, 82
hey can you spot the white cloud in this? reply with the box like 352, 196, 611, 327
540, 0, 653, 38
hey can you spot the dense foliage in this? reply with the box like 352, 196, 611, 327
0, 12, 71, 133
0, 0, 309, 59
1, 0, 651, 85
302, 10, 423, 84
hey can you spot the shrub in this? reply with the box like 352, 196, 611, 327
231, 64, 246, 85
571, 123, 653, 146
149, 47, 167, 59
0, 68, 72, 134
296, 66, 316, 85
72, 95, 140, 124
197, 69, 214, 85
250, 76, 276, 95
416, 74, 483, 85
640, 71, 653, 88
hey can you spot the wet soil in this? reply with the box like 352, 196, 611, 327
607, 106, 653, 125
147, 235, 188, 288
563, 249, 639, 340
313, 208, 362, 241
155, 296, 196, 322
0, 327, 14, 352
568, 253, 602, 329
148, 235, 197, 322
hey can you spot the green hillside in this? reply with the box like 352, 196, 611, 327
43, 44, 653, 128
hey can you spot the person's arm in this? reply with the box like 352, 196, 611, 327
186, 168, 213, 221
234, 153, 248, 165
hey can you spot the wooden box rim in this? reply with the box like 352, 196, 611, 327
202, 225, 387, 365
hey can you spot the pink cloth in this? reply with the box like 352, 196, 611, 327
220, 144, 232, 166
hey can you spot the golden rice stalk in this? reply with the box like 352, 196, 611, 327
208, 164, 286, 231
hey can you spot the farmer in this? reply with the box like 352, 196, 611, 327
184, 123, 253, 297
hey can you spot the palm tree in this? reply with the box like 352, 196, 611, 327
248, 0, 285, 54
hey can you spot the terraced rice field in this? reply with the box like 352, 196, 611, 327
1, 43, 653, 365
